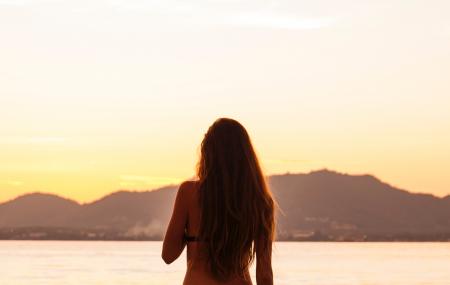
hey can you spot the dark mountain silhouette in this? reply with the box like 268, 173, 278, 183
72, 187, 177, 232
0, 170, 449, 241
0, 186, 177, 238
270, 170, 450, 239
0, 193, 80, 227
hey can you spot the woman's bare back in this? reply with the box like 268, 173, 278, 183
182, 181, 252, 285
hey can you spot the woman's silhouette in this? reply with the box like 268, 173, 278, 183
162, 118, 275, 285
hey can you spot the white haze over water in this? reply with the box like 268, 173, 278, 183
0, 241, 449, 285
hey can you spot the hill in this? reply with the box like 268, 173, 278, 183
1, 170, 449, 241
270, 170, 450, 240
0, 193, 80, 227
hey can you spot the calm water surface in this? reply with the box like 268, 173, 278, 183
0, 241, 449, 285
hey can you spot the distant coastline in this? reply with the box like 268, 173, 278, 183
1, 226, 450, 242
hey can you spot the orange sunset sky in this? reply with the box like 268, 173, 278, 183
1, 0, 449, 203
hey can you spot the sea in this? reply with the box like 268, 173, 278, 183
0, 241, 449, 285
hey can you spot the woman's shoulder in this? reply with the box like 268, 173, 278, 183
179, 179, 199, 188
178, 180, 200, 210
178, 180, 200, 196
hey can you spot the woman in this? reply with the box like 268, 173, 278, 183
162, 118, 275, 285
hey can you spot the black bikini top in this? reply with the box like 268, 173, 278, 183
184, 233, 202, 242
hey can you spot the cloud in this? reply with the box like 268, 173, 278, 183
0, 137, 67, 145
1, 0, 337, 30
119, 175, 181, 187
265, 158, 312, 164
26, 137, 67, 144
107, 0, 336, 30
229, 12, 335, 30
5, 180, 24, 187
0, 0, 31, 6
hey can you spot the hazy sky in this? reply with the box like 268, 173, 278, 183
1, 0, 449, 203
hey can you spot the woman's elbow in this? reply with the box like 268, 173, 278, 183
161, 244, 177, 264
161, 250, 175, 264
162, 239, 185, 264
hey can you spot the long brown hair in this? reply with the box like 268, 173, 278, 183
196, 118, 275, 281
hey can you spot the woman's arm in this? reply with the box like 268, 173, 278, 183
255, 237, 273, 285
161, 182, 189, 264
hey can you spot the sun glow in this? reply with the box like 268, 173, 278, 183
1, 0, 450, 202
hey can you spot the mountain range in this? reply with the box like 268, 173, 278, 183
1, 170, 449, 241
